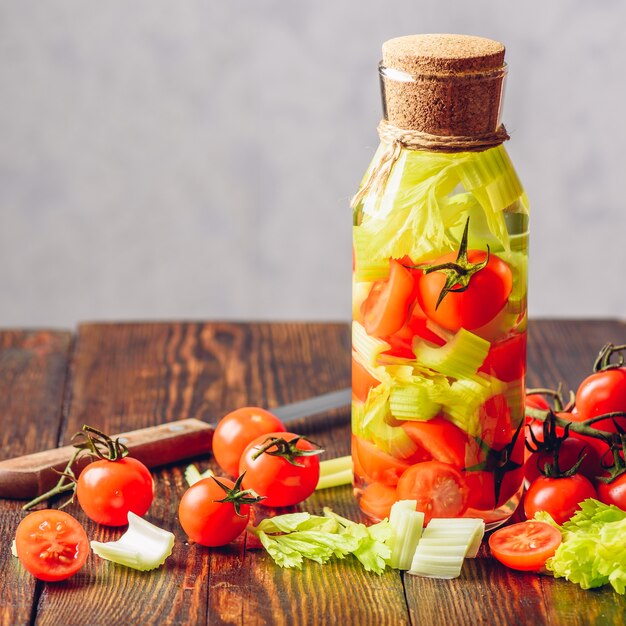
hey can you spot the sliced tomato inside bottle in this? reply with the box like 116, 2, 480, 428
401, 417, 470, 469
358, 482, 397, 521
352, 356, 381, 403
352, 435, 413, 486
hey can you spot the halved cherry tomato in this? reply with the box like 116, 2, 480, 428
359, 482, 398, 520
352, 356, 380, 403
575, 367, 626, 433
417, 250, 512, 331
352, 435, 415, 486
480, 333, 527, 383
396, 461, 469, 524
489, 521, 562, 572
524, 473, 597, 525
401, 417, 470, 468
15, 510, 89, 581
212, 407, 286, 477
361, 260, 416, 338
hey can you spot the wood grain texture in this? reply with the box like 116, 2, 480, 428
0, 330, 72, 626
3, 320, 625, 626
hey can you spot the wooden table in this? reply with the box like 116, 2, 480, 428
1, 319, 624, 626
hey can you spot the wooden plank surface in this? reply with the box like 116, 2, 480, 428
1, 320, 625, 626
0, 330, 73, 626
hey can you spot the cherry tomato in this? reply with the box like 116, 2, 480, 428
489, 521, 561, 572
401, 417, 470, 468
352, 357, 380, 403
76, 457, 153, 526
555, 409, 610, 460
597, 474, 626, 511
212, 407, 286, 477
239, 432, 320, 507
358, 482, 398, 521
178, 476, 251, 546
575, 368, 626, 433
396, 461, 469, 524
361, 259, 416, 338
417, 250, 512, 331
352, 435, 417, 486
524, 474, 597, 525
480, 333, 527, 382
525, 394, 550, 411
524, 436, 602, 484
15, 510, 89, 581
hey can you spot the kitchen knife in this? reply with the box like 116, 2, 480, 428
0, 387, 352, 500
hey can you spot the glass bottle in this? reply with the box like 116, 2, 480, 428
351, 34, 528, 528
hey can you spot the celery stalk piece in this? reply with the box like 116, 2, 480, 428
319, 455, 352, 477
11, 539, 17, 558
353, 227, 391, 282
315, 469, 353, 491
184, 464, 214, 487
421, 518, 485, 558
408, 553, 465, 579
414, 328, 490, 379
389, 380, 441, 421
352, 322, 391, 368
387, 500, 424, 570
90, 512, 175, 571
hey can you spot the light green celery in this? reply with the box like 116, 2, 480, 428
502, 379, 525, 428
184, 464, 214, 487
90, 512, 174, 571
319, 455, 352, 477
387, 500, 424, 570
389, 379, 442, 421
414, 328, 490, 379
442, 374, 500, 437
409, 553, 465, 579
353, 227, 391, 281
352, 321, 391, 368
423, 518, 485, 558
316, 455, 353, 491
539, 499, 626, 594
11, 540, 17, 558
501, 249, 528, 316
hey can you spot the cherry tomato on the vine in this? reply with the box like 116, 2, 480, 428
15, 510, 89, 581
524, 473, 597, 525
213, 407, 286, 478
575, 367, 626, 433
489, 521, 561, 572
396, 460, 469, 524
597, 474, 626, 511
239, 432, 321, 507
76, 456, 153, 526
178, 475, 257, 546
416, 250, 512, 332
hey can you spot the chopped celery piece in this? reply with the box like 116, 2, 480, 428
91, 512, 174, 571
414, 329, 490, 379
502, 379, 525, 428
11, 539, 17, 558
409, 553, 465, 579
184, 464, 214, 487
317, 456, 353, 491
423, 518, 485, 558
353, 227, 391, 281
352, 322, 391, 368
389, 379, 441, 421
387, 500, 424, 570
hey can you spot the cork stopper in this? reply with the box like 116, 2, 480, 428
380, 34, 507, 137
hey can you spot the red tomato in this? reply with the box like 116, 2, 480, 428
361, 260, 416, 338
489, 521, 562, 572
178, 476, 251, 546
352, 435, 416, 486
525, 394, 550, 411
358, 482, 398, 521
597, 474, 626, 511
396, 461, 469, 524
76, 457, 153, 526
401, 417, 470, 468
556, 410, 610, 460
15, 510, 89, 581
524, 474, 597, 525
239, 432, 320, 507
417, 250, 512, 331
383, 314, 447, 359
352, 357, 380, 403
480, 333, 527, 382
524, 436, 602, 484
479, 395, 513, 449
575, 368, 626, 433
213, 407, 286, 477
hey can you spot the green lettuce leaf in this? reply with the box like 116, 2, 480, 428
539, 499, 626, 594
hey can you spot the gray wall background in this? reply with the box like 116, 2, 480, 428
1, 0, 625, 328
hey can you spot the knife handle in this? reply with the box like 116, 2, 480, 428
0, 419, 214, 500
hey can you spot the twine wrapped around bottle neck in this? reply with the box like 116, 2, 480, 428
350, 119, 509, 209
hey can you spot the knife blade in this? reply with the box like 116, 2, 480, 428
0, 387, 352, 500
